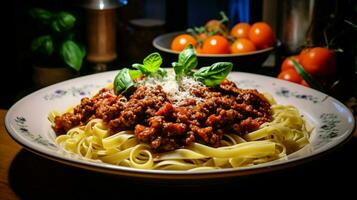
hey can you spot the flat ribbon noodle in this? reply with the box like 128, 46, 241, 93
54, 102, 310, 170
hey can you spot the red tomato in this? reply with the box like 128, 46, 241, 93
171, 34, 197, 52
230, 23, 251, 39
248, 22, 275, 49
202, 35, 230, 54
278, 68, 303, 83
299, 47, 336, 77
281, 55, 299, 71
300, 80, 310, 87
197, 33, 208, 42
205, 20, 228, 33
230, 38, 256, 54
195, 46, 204, 54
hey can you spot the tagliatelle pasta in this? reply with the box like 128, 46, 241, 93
52, 100, 310, 170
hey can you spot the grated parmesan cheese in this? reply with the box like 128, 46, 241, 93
138, 73, 204, 106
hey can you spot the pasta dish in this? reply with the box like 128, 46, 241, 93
50, 45, 310, 171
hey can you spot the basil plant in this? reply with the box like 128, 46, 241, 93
30, 8, 86, 72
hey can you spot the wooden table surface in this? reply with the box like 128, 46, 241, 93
1, 109, 356, 199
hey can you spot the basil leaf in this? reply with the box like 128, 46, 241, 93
143, 52, 162, 73
193, 62, 233, 87
172, 44, 198, 80
114, 68, 135, 95
29, 8, 53, 24
132, 63, 150, 75
172, 62, 184, 80
60, 40, 85, 71
132, 53, 162, 75
129, 69, 143, 80
178, 44, 197, 74
157, 68, 168, 77
80, 44, 86, 58
292, 60, 325, 92
31, 35, 54, 56
51, 12, 76, 32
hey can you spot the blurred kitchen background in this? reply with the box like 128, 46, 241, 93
5, 0, 357, 109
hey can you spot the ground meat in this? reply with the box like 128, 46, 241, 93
53, 79, 272, 152
53, 113, 81, 135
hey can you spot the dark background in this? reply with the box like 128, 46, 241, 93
4, 0, 357, 109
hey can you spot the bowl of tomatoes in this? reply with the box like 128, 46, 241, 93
153, 14, 277, 71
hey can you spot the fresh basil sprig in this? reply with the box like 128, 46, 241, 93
114, 68, 135, 95
171, 44, 198, 80
114, 52, 168, 94
133, 52, 164, 76
193, 62, 233, 87
171, 44, 232, 86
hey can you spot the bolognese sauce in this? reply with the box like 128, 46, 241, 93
53, 78, 272, 152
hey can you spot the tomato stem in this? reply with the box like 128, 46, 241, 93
219, 11, 229, 24
344, 20, 357, 29
323, 30, 329, 49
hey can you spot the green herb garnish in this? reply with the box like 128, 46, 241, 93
114, 53, 167, 94
133, 52, 163, 75
114, 48, 233, 94
193, 62, 233, 87
114, 68, 135, 95
172, 44, 232, 86
172, 44, 198, 80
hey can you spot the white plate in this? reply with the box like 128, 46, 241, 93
5, 71, 355, 179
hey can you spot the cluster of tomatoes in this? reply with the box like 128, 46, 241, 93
278, 47, 337, 87
170, 14, 275, 54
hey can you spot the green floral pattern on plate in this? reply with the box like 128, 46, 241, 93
318, 113, 341, 139
275, 87, 321, 103
14, 116, 57, 149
